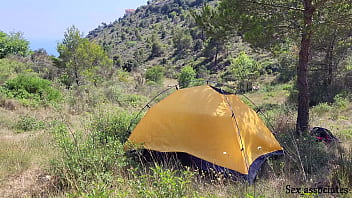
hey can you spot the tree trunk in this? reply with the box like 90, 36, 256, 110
214, 42, 219, 66
296, 0, 314, 135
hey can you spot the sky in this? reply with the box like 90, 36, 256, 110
0, 0, 149, 56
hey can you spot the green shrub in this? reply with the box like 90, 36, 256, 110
333, 93, 348, 109
254, 103, 280, 112
178, 65, 196, 88
340, 128, 352, 139
2, 74, 61, 106
130, 165, 195, 198
0, 31, 30, 58
282, 83, 293, 91
229, 51, 263, 83
15, 115, 45, 131
145, 65, 165, 84
275, 52, 297, 83
67, 182, 115, 198
276, 133, 335, 179
51, 123, 127, 192
311, 102, 332, 116
104, 85, 146, 108
90, 109, 139, 144
122, 94, 146, 108
126, 41, 137, 47
116, 69, 130, 82
0, 58, 29, 84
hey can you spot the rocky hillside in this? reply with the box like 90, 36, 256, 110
86, 0, 264, 79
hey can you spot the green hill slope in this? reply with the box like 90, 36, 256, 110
86, 0, 264, 79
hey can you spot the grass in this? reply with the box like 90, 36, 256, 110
0, 140, 32, 182
0, 74, 351, 197
242, 82, 292, 107
0, 101, 58, 195
0, 132, 56, 183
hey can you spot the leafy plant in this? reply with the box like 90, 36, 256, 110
90, 109, 139, 144
0, 31, 30, 58
15, 115, 45, 131
51, 123, 127, 192
333, 93, 348, 109
2, 74, 61, 106
145, 65, 165, 84
229, 51, 263, 82
57, 26, 113, 86
178, 65, 196, 88
130, 165, 194, 198
0, 58, 29, 84
311, 102, 332, 117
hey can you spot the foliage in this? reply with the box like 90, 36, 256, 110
0, 58, 29, 84
311, 103, 332, 117
90, 109, 139, 144
145, 65, 165, 84
2, 74, 61, 106
116, 69, 130, 82
193, 0, 352, 134
51, 122, 127, 192
178, 65, 196, 88
333, 93, 349, 110
123, 59, 138, 72
15, 115, 45, 131
172, 28, 193, 52
85, 0, 236, 74
130, 165, 195, 198
0, 31, 29, 58
57, 26, 113, 86
275, 132, 336, 180
150, 34, 164, 58
31, 48, 59, 80
229, 51, 262, 82
332, 148, 352, 188
274, 44, 297, 83
104, 85, 147, 108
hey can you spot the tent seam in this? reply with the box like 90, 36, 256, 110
223, 94, 250, 173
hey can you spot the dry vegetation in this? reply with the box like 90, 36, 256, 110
0, 74, 351, 197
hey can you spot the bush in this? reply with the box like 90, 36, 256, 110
90, 109, 139, 144
2, 74, 61, 106
130, 165, 195, 198
178, 65, 196, 88
104, 85, 147, 108
51, 123, 127, 192
229, 51, 263, 82
0, 58, 29, 84
145, 66, 165, 84
0, 31, 29, 58
15, 115, 45, 131
311, 102, 332, 116
333, 93, 349, 109
275, 52, 297, 83
275, 132, 335, 181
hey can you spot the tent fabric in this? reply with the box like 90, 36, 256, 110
126, 85, 283, 181
185, 150, 283, 183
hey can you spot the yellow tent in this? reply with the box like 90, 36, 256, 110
126, 85, 283, 182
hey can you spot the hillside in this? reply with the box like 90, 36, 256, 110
0, 0, 351, 197
86, 0, 264, 79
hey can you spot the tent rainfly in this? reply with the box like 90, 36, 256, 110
126, 85, 283, 183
